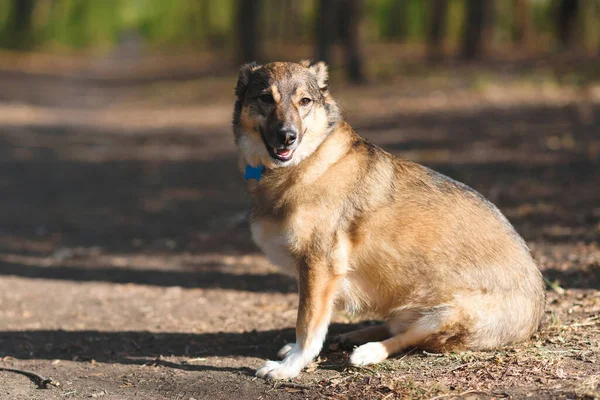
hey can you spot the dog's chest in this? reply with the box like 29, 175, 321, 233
250, 217, 298, 276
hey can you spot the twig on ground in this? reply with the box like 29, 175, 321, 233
328, 374, 354, 385
182, 357, 207, 364
423, 350, 444, 357
396, 347, 418, 361
567, 317, 599, 328
500, 364, 511, 379
482, 367, 496, 380
429, 389, 489, 400
348, 365, 378, 375
449, 364, 468, 373
450, 361, 482, 373
544, 278, 565, 295
144, 355, 164, 366
273, 381, 312, 390
0, 366, 60, 389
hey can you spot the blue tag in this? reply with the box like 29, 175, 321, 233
244, 164, 264, 181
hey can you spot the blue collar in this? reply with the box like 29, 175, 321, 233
244, 164, 264, 181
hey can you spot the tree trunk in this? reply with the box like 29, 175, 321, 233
556, 0, 579, 50
1, 0, 35, 50
513, 0, 532, 49
316, 0, 336, 64
461, 0, 494, 60
341, 0, 365, 83
237, 0, 261, 63
201, 0, 211, 38
428, 0, 448, 61
265, 0, 282, 40
386, 0, 408, 39
281, 0, 302, 42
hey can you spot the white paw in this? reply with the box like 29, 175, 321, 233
350, 342, 388, 366
277, 343, 295, 359
255, 360, 301, 380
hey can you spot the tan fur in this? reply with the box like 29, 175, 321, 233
233, 61, 546, 379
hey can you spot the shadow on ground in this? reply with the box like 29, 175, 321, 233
0, 323, 371, 372
0, 102, 598, 292
0, 260, 297, 293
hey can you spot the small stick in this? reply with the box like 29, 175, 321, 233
396, 347, 418, 362
450, 361, 482, 373
423, 350, 444, 357
429, 389, 489, 400
500, 364, 511, 379
348, 365, 377, 375
0, 367, 60, 389
273, 381, 312, 390
182, 357, 207, 364
482, 367, 495, 380
449, 363, 469, 373
144, 355, 164, 366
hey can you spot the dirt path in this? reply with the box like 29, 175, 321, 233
0, 58, 599, 399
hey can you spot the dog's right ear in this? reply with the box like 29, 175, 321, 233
235, 62, 261, 99
300, 60, 329, 92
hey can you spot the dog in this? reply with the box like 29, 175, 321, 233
232, 60, 545, 380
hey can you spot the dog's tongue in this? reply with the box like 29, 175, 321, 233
275, 148, 292, 157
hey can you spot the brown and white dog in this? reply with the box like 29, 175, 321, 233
232, 61, 545, 380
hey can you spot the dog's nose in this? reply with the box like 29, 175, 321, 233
277, 129, 297, 146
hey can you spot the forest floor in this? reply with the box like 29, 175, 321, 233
0, 52, 599, 399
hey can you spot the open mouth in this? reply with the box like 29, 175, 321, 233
270, 147, 295, 162
259, 127, 296, 162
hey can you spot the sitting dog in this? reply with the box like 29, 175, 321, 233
232, 61, 545, 380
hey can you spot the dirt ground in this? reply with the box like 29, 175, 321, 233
0, 53, 599, 399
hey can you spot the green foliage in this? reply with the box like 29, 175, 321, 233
374, 0, 426, 41
0, 1, 12, 32
134, 0, 235, 48
0, 0, 237, 50
45, 0, 122, 49
445, 0, 466, 49
0, 0, 598, 53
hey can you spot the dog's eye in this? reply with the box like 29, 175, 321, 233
299, 98, 312, 106
259, 94, 274, 104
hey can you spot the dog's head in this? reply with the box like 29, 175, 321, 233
232, 61, 341, 168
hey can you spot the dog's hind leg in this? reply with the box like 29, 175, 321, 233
349, 306, 469, 366
332, 324, 391, 349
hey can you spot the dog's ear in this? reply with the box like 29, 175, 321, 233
300, 60, 329, 92
235, 62, 260, 99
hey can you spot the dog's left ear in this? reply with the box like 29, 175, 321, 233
300, 60, 329, 92
235, 62, 261, 99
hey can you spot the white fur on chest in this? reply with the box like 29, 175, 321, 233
250, 218, 297, 277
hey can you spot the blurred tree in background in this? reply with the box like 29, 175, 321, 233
427, 0, 448, 61
556, 0, 579, 49
513, 0, 533, 49
315, 0, 365, 82
0, 0, 35, 49
0, 0, 598, 81
461, 0, 494, 60
237, 0, 261, 62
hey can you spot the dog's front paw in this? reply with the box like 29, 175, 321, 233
277, 343, 295, 359
349, 342, 388, 366
255, 360, 301, 380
